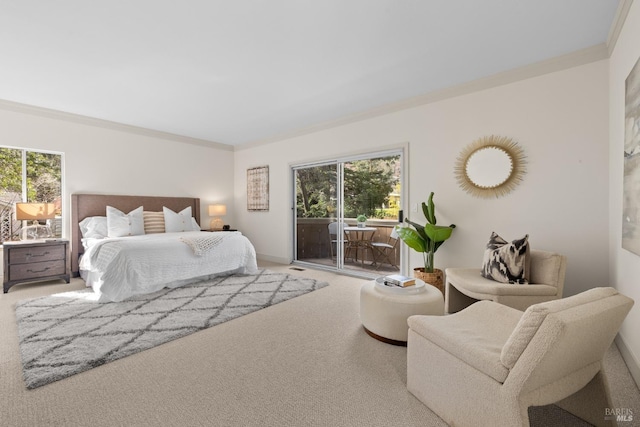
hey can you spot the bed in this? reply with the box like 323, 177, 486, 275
71, 193, 258, 302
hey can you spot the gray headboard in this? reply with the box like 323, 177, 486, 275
70, 193, 201, 276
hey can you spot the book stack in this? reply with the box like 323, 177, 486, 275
382, 274, 416, 287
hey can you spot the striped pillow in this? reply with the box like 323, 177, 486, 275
143, 211, 165, 234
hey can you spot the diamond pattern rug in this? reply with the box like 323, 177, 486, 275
15, 269, 328, 389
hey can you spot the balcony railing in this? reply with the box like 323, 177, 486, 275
296, 218, 400, 267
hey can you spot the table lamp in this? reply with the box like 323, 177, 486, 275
208, 204, 227, 230
15, 202, 56, 240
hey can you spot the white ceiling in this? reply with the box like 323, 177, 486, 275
0, 1, 622, 147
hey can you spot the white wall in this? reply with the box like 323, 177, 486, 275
609, 0, 640, 386
235, 60, 610, 302
0, 107, 235, 234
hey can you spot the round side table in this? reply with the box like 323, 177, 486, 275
359, 278, 444, 346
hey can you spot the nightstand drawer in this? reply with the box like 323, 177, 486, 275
9, 260, 67, 281
9, 245, 65, 264
3, 239, 70, 293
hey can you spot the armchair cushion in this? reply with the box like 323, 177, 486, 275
408, 301, 522, 383
448, 268, 557, 296
500, 287, 618, 369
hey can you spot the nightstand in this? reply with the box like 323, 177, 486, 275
3, 239, 70, 293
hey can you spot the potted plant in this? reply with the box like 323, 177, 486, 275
394, 192, 456, 294
356, 214, 367, 228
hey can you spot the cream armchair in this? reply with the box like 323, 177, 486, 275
445, 249, 567, 313
407, 287, 634, 427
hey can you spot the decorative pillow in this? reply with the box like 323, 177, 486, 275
481, 232, 530, 284
163, 206, 194, 232
79, 216, 108, 239
143, 211, 166, 234
190, 217, 201, 231
106, 206, 145, 237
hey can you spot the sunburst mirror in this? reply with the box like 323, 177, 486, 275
454, 135, 527, 198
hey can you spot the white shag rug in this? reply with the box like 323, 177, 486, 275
15, 269, 328, 389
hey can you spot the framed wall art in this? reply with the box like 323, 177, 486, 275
247, 166, 269, 211
623, 55, 640, 256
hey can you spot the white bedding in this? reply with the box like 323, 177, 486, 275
79, 231, 258, 302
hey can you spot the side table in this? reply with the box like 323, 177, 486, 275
3, 239, 71, 293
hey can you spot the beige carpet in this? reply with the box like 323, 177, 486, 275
1, 261, 638, 427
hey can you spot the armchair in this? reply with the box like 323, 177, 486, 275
445, 249, 566, 313
407, 287, 634, 427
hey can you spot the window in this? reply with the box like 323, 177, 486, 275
0, 146, 64, 243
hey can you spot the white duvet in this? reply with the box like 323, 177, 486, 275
79, 231, 258, 302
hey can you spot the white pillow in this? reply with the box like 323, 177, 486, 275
79, 216, 108, 239
190, 217, 201, 231
106, 206, 145, 237
163, 206, 195, 232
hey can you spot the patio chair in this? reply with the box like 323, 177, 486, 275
371, 227, 399, 269
328, 222, 340, 260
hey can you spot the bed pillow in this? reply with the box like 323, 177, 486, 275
190, 217, 201, 231
143, 211, 166, 234
106, 206, 145, 237
79, 216, 108, 239
163, 206, 195, 232
481, 232, 530, 284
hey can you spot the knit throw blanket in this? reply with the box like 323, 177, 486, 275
180, 232, 233, 256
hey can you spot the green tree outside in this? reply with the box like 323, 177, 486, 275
295, 155, 400, 220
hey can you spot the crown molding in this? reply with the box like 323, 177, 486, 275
236, 44, 609, 151
607, 0, 634, 56
0, 99, 233, 151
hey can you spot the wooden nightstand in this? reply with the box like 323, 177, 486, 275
3, 239, 70, 293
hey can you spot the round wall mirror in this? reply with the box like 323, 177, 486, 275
454, 135, 526, 198
465, 146, 513, 188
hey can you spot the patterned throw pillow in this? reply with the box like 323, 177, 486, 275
481, 232, 530, 284
143, 211, 165, 234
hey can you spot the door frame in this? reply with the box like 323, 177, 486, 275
290, 146, 408, 278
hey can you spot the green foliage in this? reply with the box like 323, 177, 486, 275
295, 156, 400, 219
0, 147, 22, 194
343, 158, 396, 218
395, 192, 456, 272
26, 152, 61, 202
296, 165, 336, 218
1, 148, 62, 203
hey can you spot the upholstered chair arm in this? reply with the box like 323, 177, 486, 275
528, 250, 567, 294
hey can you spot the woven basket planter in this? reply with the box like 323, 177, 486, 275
413, 268, 444, 295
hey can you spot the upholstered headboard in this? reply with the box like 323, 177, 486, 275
70, 193, 201, 276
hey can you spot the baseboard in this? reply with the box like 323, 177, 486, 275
615, 334, 640, 389
256, 253, 291, 265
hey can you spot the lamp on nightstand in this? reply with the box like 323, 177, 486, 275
208, 204, 227, 230
15, 202, 56, 240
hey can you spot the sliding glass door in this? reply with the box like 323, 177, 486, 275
293, 150, 403, 277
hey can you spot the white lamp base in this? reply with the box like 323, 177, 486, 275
210, 218, 223, 230
21, 224, 53, 240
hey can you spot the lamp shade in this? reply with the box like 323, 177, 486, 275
208, 204, 227, 216
15, 203, 56, 221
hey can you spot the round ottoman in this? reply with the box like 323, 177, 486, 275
360, 278, 444, 346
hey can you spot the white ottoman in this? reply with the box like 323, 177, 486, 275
360, 278, 444, 345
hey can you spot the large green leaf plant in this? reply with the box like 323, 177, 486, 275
395, 192, 456, 273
